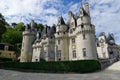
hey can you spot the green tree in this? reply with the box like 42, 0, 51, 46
34, 23, 44, 31
1, 27, 22, 53
0, 13, 7, 41
14, 22, 25, 31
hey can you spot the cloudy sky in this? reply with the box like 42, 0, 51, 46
0, 0, 120, 44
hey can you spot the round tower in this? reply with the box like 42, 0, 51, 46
55, 16, 69, 61
76, 3, 97, 60
20, 20, 36, 62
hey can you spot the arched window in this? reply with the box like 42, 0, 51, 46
83, 48, 86, 57
83, 33, 86, 39
72, 50, 76, 58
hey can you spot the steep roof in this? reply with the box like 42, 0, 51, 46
57, 16, 66, 25
80, 7, 89, 16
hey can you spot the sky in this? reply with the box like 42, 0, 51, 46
0, 0, 120, 44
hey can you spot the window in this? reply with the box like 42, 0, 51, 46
83, 48, 86, 57
72, 38, 75, 43
44, 51, 47, 58
58, 40, 60, 44
83, 33, 86, 39
58, 50, 61, 61
81, 17, 83, 20
70, 22, 74, 27
50, 52, 55, 59
81, 24, 84, 29
36, 59, 38, 62
4, 46, 9, 51
72, 50, 76, 58
80, 11, 83, 15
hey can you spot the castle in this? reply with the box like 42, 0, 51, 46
20, 2, 120, 62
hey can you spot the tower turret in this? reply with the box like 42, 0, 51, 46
77, 3, 91, 26
55, 16, 69, 61
75, 2, 97, 60
56, 16, 67, 32
68, 11, 76, 29
20, 20, 36, 62
84, 2, 90, 15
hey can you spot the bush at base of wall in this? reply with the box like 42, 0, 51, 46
0, 60, 100, 73
0, 56, 12, 62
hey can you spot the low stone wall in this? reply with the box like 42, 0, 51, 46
99, 58, 117, 70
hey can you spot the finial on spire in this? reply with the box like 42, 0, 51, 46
81, 0, 83, 7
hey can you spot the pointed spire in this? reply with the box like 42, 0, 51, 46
30, 19, 35, 30
81, 0, 83, 7
57, 16, 65, 25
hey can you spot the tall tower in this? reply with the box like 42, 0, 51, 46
75, 3, 97, 60
20, 20, 36, 62
55, 16, 69, 61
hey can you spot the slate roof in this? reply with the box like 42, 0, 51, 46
57, 16, 66, 25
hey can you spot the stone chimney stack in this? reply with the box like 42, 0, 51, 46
84, 2, 90, 15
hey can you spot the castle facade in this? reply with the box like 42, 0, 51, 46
20, 2, 120, 62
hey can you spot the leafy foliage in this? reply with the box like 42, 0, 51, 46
0, 13, 7, 41
14, 22, 25, 31
1, 24, 23, 53
0, 60, 100, 73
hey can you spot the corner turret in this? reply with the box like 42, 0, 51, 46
20, 20, 36, 62
77, 3, 91, 26
56, 16, 67, 32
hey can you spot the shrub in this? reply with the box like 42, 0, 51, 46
0, 56, 12, 62
0, 60, 100, 73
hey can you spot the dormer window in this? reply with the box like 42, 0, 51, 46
81, 17, 83, 20
70, 22, 74, 27
80, 11, 83, 15
72, 38, 75, 43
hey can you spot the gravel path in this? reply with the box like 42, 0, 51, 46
0, 61, 120, 80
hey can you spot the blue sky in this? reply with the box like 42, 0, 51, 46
0, 0, 120, 44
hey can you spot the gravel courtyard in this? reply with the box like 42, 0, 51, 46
0, 61, 120, 80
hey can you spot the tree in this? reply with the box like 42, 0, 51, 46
1, 27, 22, 45
14, 22, 25, 31
0, 13, 7, 41
1, 27, 22, 53
34, 23, 44, 31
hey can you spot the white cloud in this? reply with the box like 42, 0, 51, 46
87, 0, 120, 44
0, 0, 120, 44
0, 0, 62, 25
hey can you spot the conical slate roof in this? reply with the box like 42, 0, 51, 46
80, 7, 89, 16
57, 16, 65, 25
47, 26, 56, 37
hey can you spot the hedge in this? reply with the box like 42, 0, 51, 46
0, 56, 12, 62
0, 60, 100, 73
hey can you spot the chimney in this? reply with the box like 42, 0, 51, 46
84, 2, 90, 15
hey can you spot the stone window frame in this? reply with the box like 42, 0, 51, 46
83, 48, 87, 57
72, 50, 76, 58
72, 38, 75, 43
58, 40, 60, 45
83, 33, 86, 40
58, 50, 61, 61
